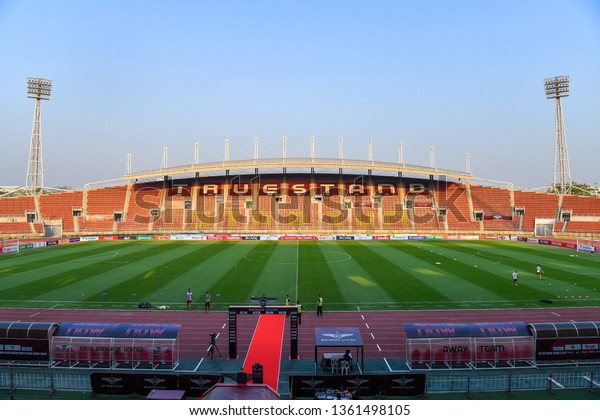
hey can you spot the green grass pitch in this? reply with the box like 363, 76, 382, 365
0, 240, 599, 311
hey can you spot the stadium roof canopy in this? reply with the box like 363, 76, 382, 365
122, 157, 473, 183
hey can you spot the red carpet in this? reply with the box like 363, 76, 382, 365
242, 314, 285, 392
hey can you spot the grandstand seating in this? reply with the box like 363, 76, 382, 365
0, 221, 35, 234
470, 185, 512, 217
562, 195, 600, 216
39, 191, 83, 233
513, 191, 558, 231
117, 183, 162, 233
0, 195, 35, 218
412, 207, 440, 230
380, 193, 405, 230
86, 186, 127, 215
79, 217, 115, 233
435, 182, 479, 231
3, 175, 600, 237
564, 221, 600, 233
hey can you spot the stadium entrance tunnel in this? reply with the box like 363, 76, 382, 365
404, 322, 536, 370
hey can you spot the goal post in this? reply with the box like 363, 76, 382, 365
576, 238, 600, 253
0, 239, 20, 254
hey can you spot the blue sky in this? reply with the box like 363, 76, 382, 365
1, 0, 599, 189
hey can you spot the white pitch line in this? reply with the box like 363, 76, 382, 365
551, 312, 561, 317
376, 344, 382, 352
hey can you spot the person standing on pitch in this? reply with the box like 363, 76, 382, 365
535, 264, 543, 280
317, 294, 323, 316
285, 294, 291, 317
296, 301, 305, 325
185, 288, 193, 310
204, 291, 211, 312
512, 270, 518, 286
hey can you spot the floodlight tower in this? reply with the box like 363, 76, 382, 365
25, 77, 52, 195
544, 75, 572, 195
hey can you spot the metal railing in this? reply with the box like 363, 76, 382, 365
1, 368, 598, 397
425, 370, 599, 396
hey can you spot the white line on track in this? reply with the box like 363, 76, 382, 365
376, 344, 382, 352
360, 315, 365, 320
365, 323, 370, 329
370, 333, 375, 340
551, 312, 561, 317
383, 357, 393, 372
222, 323, 227, 329
29, 313, 39, 317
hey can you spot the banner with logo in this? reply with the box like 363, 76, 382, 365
315, 327, 364, 346
289, 374, 425, 398
90, 372, 224, 396
379, 374, 426, 396
535, 338, 600, 362
178, 374, 223, 397
279, 235, 317, 240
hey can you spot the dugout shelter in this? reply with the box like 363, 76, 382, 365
528, 321, 600, 366
0, 321, 58, 367
405, 322, 535, 369
50, 322, 180, 369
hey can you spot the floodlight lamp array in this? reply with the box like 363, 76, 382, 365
544, 75, 569, 99
27, 77, 53, 100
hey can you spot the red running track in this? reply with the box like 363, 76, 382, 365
1, 306, 599, 361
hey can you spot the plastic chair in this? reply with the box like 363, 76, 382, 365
340, 360, 350, 374
331, 357, 339, 374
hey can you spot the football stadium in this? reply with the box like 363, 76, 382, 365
2, 77, 600, 400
